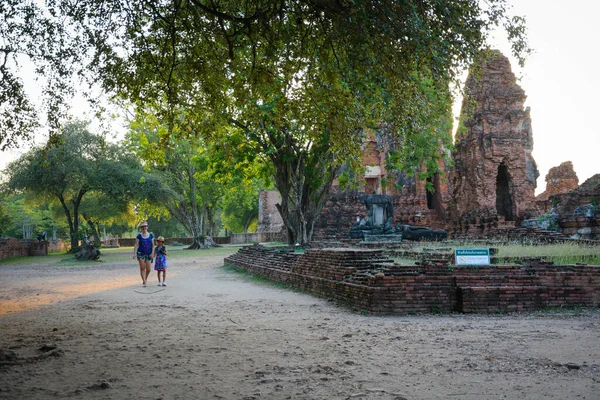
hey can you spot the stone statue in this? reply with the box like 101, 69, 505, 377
349, 194, 400, 239
398, 224, 448, 241
349, 193, 447, 241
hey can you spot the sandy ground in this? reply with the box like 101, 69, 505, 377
0, 249, 599, 400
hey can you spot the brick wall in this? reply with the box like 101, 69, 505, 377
0, 238, 49, 261
21, 240, 48, 256
313, 190, 364, 239
224, 245, 600, 315
230, 232, 287, 244
0, 238, 28, 261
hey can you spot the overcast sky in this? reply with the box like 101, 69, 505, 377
1, 0, 598, 195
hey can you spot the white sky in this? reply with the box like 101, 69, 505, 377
488, 0, 600, 193
1, 0, 598, 195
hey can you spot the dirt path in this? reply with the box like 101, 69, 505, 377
0, 252, 599, 399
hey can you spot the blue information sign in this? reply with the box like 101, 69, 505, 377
455, 248, 490, 266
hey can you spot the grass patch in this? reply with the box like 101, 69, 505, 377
493, 242, 600, 265
529, 305, 599, 317
0, 251, 65, 266
221, 264, 299, 291
0, 245, 239, 267
389, 256, 418, 265
413, 241, 600, 266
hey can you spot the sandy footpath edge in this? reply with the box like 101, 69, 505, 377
0, 254, 599, 399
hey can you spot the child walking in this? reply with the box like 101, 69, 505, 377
153, 236, 168, 286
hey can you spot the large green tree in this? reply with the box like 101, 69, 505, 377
0, 0, 82, 149
219, 177, 261, 234
0, 194, 12, 237
2, 1, 529, 244
127, 110, 224, 248
79, 192, 137, 241
5, 120, 164, 248
0, 193, 67, 239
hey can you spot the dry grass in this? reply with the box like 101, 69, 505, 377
493, 242, 600, 265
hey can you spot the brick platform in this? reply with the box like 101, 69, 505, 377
0, 238, 49, 261
224, 245, 600, 315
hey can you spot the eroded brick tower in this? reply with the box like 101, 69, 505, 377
450, 50, 539, 236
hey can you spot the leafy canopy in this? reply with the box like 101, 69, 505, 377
4, 120, 164, 246
1, 1, 530, 165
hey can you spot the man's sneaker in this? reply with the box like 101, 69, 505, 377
162, 282, 167, 286
157, 282, 162, 286
142, 283, 147, 287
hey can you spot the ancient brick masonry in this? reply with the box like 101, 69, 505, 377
536, 161, 579, 212
259, 50, 555, 239
391, 162, 451, 230
0, 238, 28, 261
0, 238, 48, 261
552, 174, 600, 239
312, 189, 365, 239
312, 135, 451, 239
225, 245, 600, 315
313, 130, 394, 239
450, 50, 539, 236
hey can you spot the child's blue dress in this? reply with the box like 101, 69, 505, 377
154, 245, 167, 271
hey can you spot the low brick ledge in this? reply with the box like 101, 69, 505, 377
224, 245, 600, 315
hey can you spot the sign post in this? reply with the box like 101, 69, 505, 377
455, 248, 490, 266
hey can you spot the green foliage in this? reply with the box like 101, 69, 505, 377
538, 212, 559, 231
4, 120, 162, 247
1, 0, 531, 244
429, 299, 445, 315
127, 108, 225, 242
220, 179, 260, 234
0, 211, 9, 237
495, 242, 600, 265
0, 0, 70, 149
1, 193, 67, 239
146, 216, 187, 239
0, 195, 14, 237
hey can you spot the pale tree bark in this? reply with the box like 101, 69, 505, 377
58, 188, 88, 250
230, 119, 339, 246
270, 137, 338, 246
164, 165, 217, 249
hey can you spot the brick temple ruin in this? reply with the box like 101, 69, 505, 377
239, 50, 600, 315
535, 161, 579, 213
448, 50, 539, 236
226, 245, 600, 314
258, 50, 599, 241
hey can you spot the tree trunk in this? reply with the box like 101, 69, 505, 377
75, 242, 100, 260
243, 214, 254, 234
58, 194, 76, 249
82, 213, 101, 242
271, 149, 337, 246
185, 165, 208, 249
58, 188, 87, 250
186, 222, 206, 250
